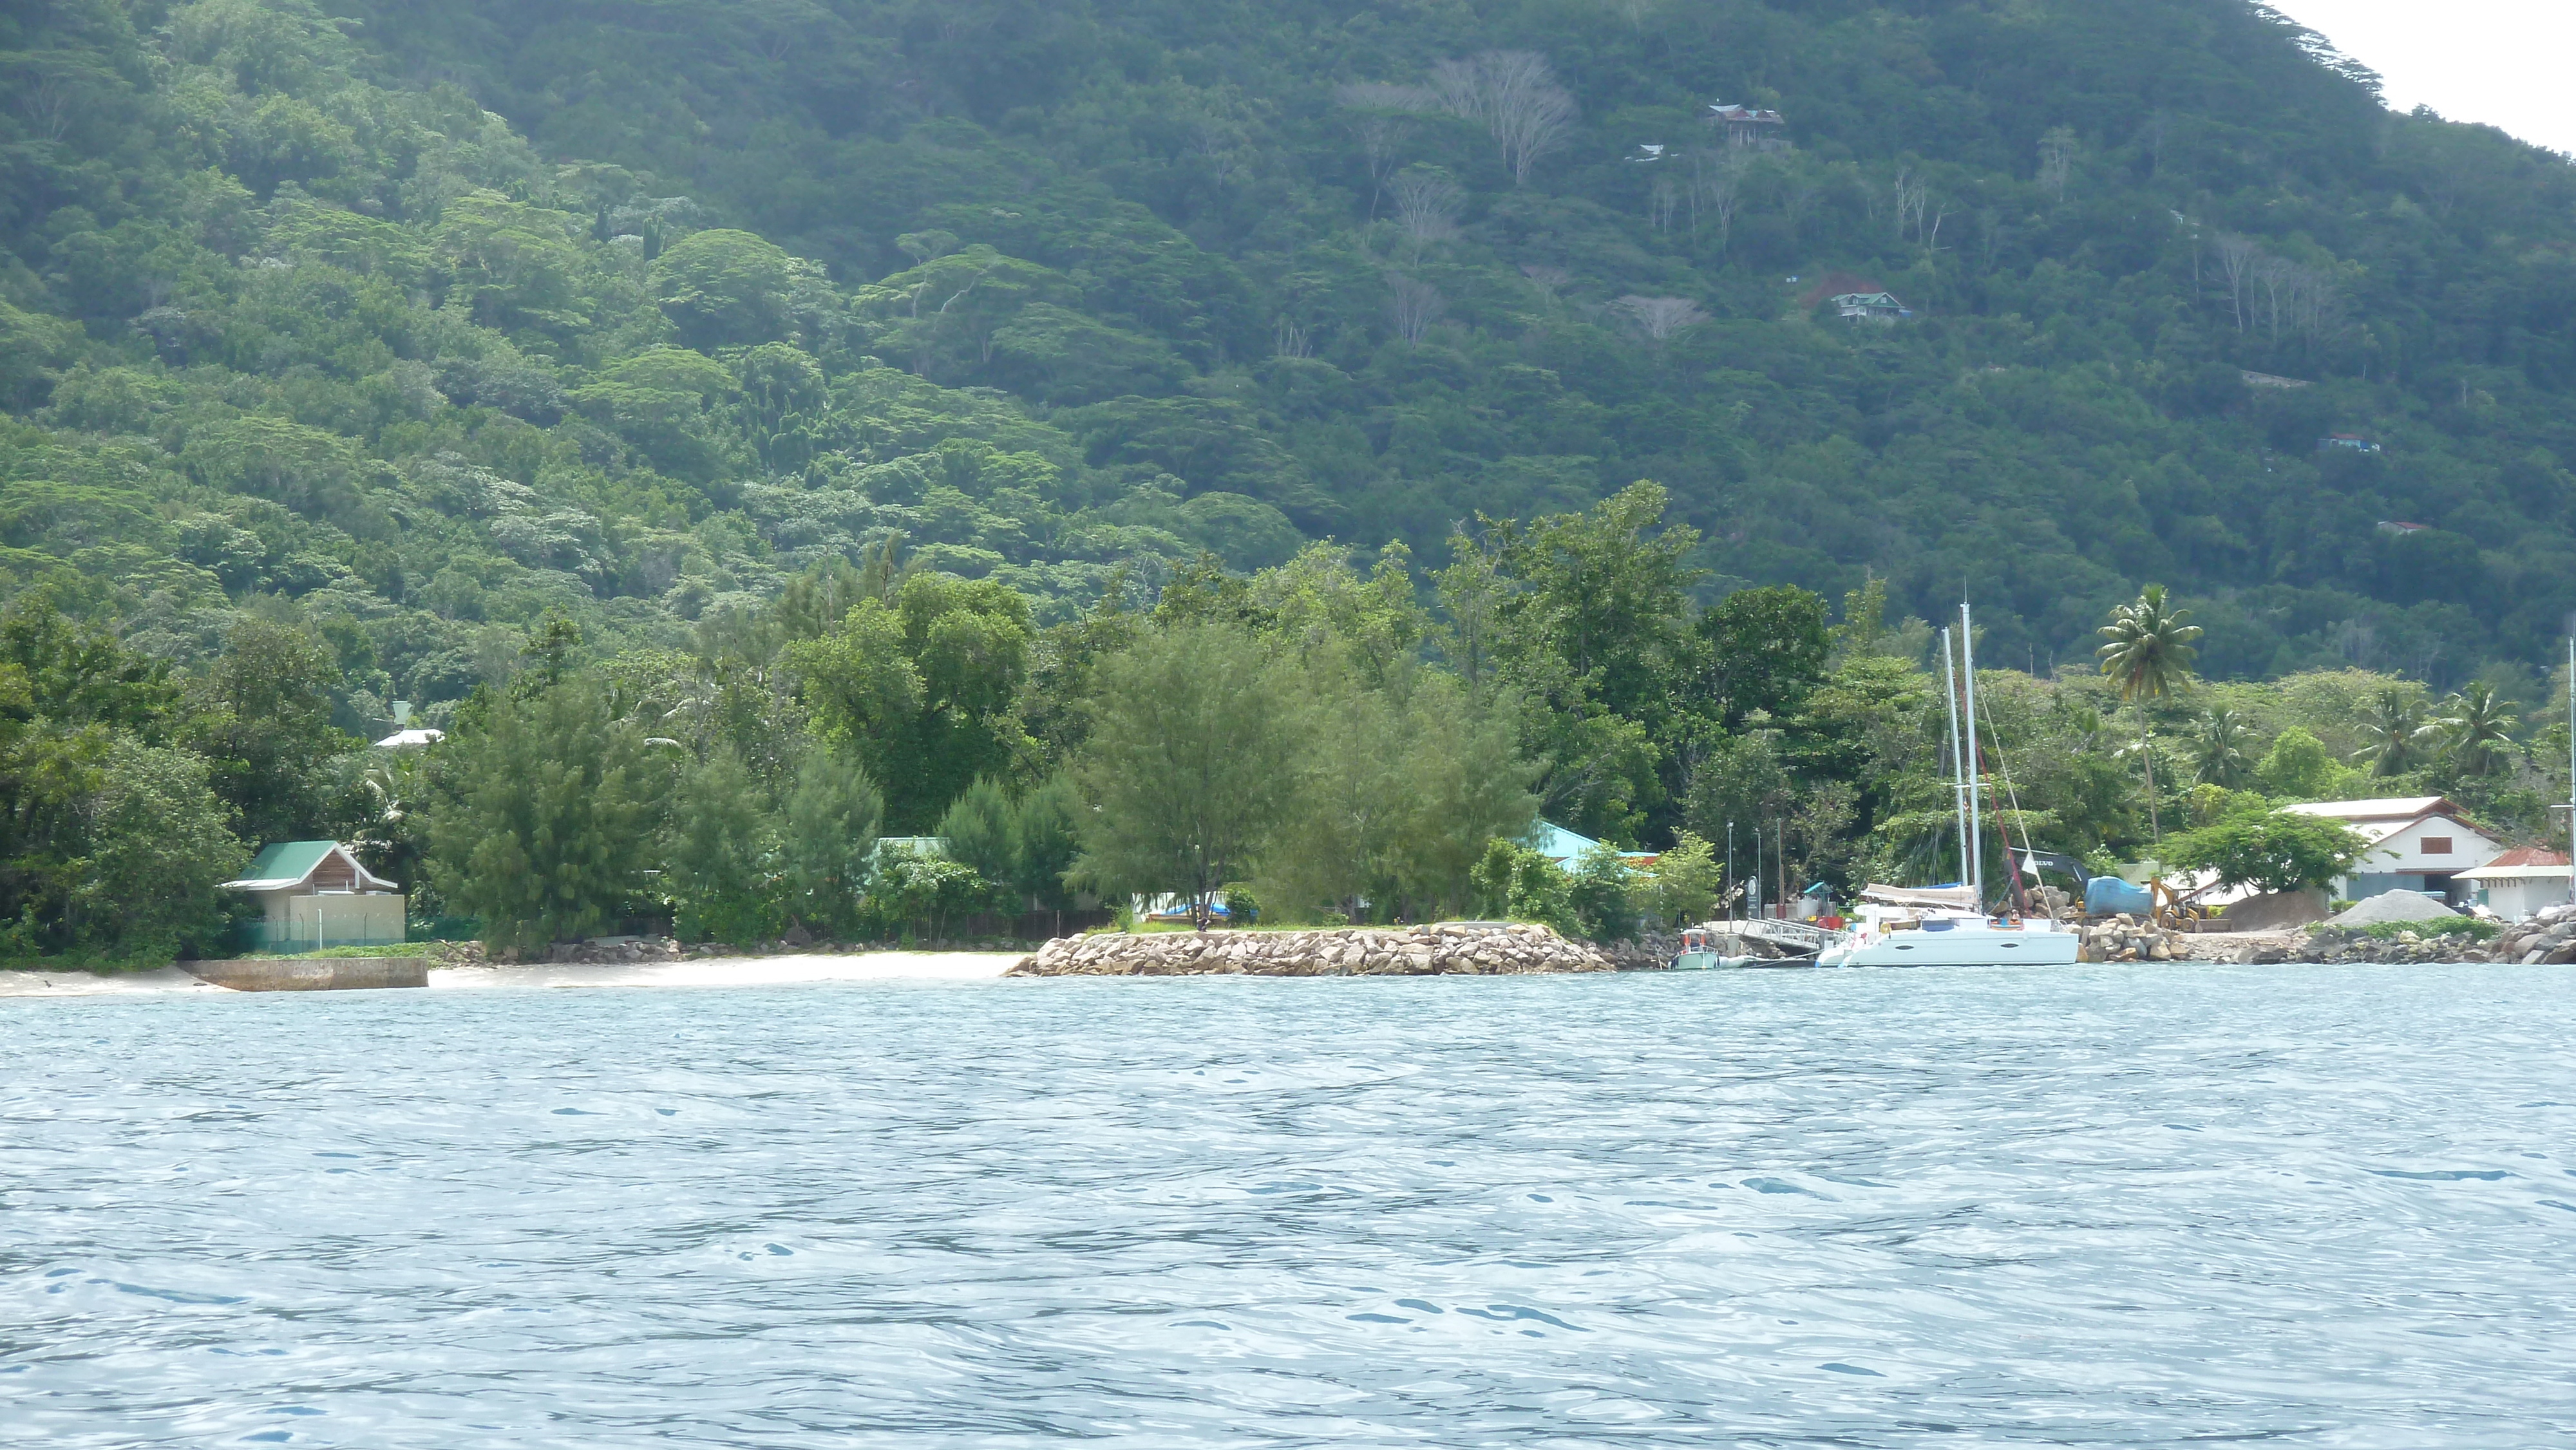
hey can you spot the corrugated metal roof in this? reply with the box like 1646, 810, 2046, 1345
1530, 822, 1655, 864
2281, 797, 2452, 821
220, 840, 396, 892
2482, 846, 2571, 869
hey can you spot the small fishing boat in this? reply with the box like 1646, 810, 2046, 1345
1669, 923, 1826, 970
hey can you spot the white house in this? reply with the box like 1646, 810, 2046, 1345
2454, 848, 2572, 921
220, 840, 406, 952
2280, 798, 2502, 907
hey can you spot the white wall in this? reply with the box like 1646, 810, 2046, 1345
2333, 814, 2499, 899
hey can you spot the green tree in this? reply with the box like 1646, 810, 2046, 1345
1012, 773, 1084, 930
186, 616, 355, 845
1567, 842, 1638, 941
2256, 726, 2347, 799
1639, 831, 1721, 929
2096, 585, 2201, 842
652, 228, 797, 348
426, 674, 663, 954
2349, 686, 2427, 778
1695, 585, 1830, 729
936, 776, 1019, 902
665, 746, 780, 945
1681, 731, 1795, 851
777, 751, 882, 938
790, 572, 1035, 831
2187, 706, 2258, 788
864, 842, 992, 941
69, 739, 245, 964
2424, 683, 2519, 778
2164, 807, 2368, 894
1468, 837, 1578, 937
1068, 621, 1307, 927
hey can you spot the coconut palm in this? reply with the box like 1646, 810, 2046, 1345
2186, 706, 2257, 788
2348, 687, 2426, 778
2422, 682, 2519, 777
2096, 585, 2202, 842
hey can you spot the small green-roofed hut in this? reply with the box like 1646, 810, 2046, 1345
220, 840, 404, 952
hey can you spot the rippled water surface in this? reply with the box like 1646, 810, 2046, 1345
8, 966, 2576, 1447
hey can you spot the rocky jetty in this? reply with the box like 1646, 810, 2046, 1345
2077, 914, 2188, 962
2483, 903, 2576, 964
1008, 923, 1616, 977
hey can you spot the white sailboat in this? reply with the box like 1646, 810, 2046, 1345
1815, 603, 2081, 968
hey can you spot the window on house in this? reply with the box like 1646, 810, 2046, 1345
2420, 836, 2453, 855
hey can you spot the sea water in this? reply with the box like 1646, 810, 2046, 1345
5, 965, 2573, 1447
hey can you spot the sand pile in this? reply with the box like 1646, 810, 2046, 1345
2324, 890, 2460, 928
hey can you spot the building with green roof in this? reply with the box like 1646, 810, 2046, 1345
220, 840, 404, 952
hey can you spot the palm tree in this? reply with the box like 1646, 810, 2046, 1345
2187, 706, 2257, 789
2423, 682, 2520, 777
2096, 585, 2201, 842
2349, 687, 2425, 778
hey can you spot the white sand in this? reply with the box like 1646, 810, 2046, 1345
0, 966, 227, 998
1, 952, 1027, 999
426, 951, 1025, 991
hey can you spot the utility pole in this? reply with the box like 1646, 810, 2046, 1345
1752, 824, 1763, 921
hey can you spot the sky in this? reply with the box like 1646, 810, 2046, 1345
2264, 0, 2576, 155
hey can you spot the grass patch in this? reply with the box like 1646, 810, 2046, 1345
2360, 917, 2499, 942
223, 942, 447, 961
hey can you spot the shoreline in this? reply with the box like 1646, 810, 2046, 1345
0, 952, 1026, 999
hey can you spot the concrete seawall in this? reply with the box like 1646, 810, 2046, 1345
182, 957, 430, 992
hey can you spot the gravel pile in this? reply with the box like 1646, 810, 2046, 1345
2324, 890, 2460, 928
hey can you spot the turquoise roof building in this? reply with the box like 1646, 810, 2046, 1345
1530, 822, 1658, 867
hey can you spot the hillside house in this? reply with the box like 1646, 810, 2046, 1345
2455, 847, 2571, 921
2375, 520, 2429, 537
1707, 102, 1788, 151
2319, 433, 2382, 453
1830, 290, 1911, 321
2280, 798, 2501, 907
1795, 272, 1912, 321
220, 840, 405, 951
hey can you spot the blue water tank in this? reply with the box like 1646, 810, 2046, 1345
2085, 876, 2154, 917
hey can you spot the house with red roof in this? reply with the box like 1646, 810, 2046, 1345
2455, 847, 2572, 922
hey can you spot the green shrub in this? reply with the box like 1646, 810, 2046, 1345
2360, 917, 2498, 942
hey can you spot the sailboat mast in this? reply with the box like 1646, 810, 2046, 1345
1961, 602, 1984, 903
1940, 626, 1971, 887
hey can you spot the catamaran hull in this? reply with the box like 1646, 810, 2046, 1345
1818, 930, 2081, 967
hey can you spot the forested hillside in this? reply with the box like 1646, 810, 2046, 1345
6, 0, 2576, 961
10, 0, 2576, 688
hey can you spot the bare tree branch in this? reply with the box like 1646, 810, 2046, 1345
1387, 275, 1445, 346
1612, 295, 1708, 341
1388, 169, 1464, 259
1425, 52, 1578, 185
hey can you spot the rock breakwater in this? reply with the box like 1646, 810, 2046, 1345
1008, 923, 1616, 977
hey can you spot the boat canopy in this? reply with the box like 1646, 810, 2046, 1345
1857, 883, 1979, 910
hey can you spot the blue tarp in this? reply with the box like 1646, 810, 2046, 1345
2085, 876, 2154, 917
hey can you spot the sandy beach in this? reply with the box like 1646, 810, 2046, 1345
0, 952, 1026, 999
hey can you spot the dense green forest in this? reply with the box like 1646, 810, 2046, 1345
5, 0, 2576, 961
